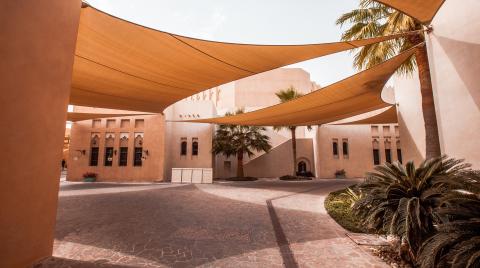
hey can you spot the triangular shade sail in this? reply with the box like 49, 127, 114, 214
335, 106, 398, 125
374, 0, 445, 23
184, 47, 416, 126
66, 112, 151, 122
71, 4, 420, 113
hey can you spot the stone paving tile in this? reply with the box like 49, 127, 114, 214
39, 179, 389, 268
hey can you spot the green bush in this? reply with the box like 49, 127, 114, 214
324, 187, 366, 233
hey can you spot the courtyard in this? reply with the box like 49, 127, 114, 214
40, 180, 387, 268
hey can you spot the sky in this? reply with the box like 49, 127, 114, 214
86, 0, 360, 87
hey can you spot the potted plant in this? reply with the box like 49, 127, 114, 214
335, 169, 346, 179
83, 172, 97, 182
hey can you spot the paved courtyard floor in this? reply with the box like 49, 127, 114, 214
40, 179, 388, 268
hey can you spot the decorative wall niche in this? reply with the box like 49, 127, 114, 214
106, 119, 116, 128
120, 119, 130, 128
135, 119, 144, 128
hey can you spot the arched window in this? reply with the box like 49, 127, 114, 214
118, 134, 128, 166
133, 133, 143, 166
180, 141, 187, 156
192, 141, 198, 156
104, 133, 115, 167
89, 134, 100, 166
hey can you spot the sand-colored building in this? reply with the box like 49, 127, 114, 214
3, 2, 480, 267
67, 68, 403, 181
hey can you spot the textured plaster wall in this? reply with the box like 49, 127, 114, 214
316, 124, 401, 179
234, 68, 316, 108
164, 100, 216, 180
0, 1, 81, 267
393, 73, 426, 165
67, 113, 166, 182
427, 0, 480, 168
244, 139, 315, 178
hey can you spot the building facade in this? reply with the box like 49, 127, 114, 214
67, 68, 402, 181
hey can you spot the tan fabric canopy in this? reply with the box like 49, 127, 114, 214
71, 4, 420, 113
66, 112, 150, 122
335, 106, 398, 125
184, 47, 416, 126
374, 0, 445, 23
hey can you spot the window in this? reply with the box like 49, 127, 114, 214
119, 147, 128, 166
342, 139, 349, 158
332, 139, 338, 157
373, 149, 380, 165
90, 147, 99, 166
133, 133, 143, 166
134, 147, 142, 166
180, 140, 187, 156
90, 134, 100, 166
385, 149, 392, 163
104, 147, 113, 166
192, 138, 198, 156
397, 149, 403, 164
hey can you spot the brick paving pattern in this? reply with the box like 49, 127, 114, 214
39, 180, 388, 268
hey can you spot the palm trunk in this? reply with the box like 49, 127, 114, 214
415, 43, 441, 159
291, 127, 297, 176
236, 150, 244, 178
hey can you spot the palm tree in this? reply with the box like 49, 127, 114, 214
212, 109, 272, 178
336, 0, 441, 159
353, 156, 479, 264
274, 86, 311, 176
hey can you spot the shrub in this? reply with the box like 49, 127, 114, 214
296, 171, 314, 177
417, 192, 480, 268
325, 187, 366, 233
82, 172, 97, 178
353, 156, 479, 264
224, 177, 258, 181
338, 187, 363, 208
335, 169, 346, 178
279, 175, 312, 181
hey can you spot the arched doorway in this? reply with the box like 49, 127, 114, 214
298, 161, 307, 173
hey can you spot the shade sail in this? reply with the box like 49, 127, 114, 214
374, 0, 445, 23
66, 112, 151, 122
335, 106, 398, 125
71, 4, 420, 113
183, 47, 416, 126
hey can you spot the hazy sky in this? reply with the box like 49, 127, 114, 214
87, 0, 359, 86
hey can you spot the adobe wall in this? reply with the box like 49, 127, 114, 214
164, 100, 216, 180
427, 0, 480, 168
243, 139, 315, 178
316, 124, 401, 179
67, 114, 166, 182
0, 1, 81, 267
